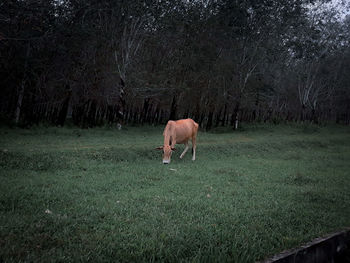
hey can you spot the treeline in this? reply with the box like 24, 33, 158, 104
1, 0, 350, 129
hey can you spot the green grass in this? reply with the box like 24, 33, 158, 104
0, 123, 349, 262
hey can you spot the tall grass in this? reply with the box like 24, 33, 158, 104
0, 124, 349, 262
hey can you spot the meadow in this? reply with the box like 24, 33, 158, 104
0, 123, 349, 262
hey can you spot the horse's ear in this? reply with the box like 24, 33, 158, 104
171, 147, 176, 151
155, 146, 163, 150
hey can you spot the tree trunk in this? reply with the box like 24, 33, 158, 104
215, 108, 222, 127
221, 104, 227, 126
169, 95, 177, 120
300, 104, 306, 122
117, 77, 126, 129
231, 101, 240, 130
15, 43, 31, 124
183, 108, 189, 119
194, 102, 201, 124
206, 110, 214, 131
57, 89, 71, 126
253, 89, 260, 121
141, 98, 150, 124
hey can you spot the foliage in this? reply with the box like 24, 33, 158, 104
0, 0, 349, 127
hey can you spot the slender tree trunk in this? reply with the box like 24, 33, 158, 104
57, 94, 71, 126
169, 95, 177, 121
215, 108, 222, 127
117, 77, 126, 129
300, 104, 306, 122
221, 104, 227, 126
57, 86, 71, 126
15, 43, 30, 124
183, 108, 189, 119
194, 102, 201, 124
206, 110, 214, 131
253, 88, 260, 121
141, 98, 150, 124
231, 100, 240, 130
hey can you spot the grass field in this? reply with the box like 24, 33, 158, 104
0, 123, 349, 262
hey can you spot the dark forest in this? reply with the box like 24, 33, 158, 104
1, 0, 349, 129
